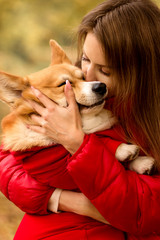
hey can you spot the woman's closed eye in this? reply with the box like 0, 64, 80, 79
99, 67, 111, 77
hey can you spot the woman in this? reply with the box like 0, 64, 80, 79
0, 0, 160, 239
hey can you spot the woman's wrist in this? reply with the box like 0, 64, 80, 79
64, 130, 85, 155
58, 190, 109, 224
58, 191, 83, 214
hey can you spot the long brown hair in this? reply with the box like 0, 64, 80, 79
77, 0, 160, 172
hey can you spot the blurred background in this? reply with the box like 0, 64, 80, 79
0, 0, 160, 239
0, 0, 103, 239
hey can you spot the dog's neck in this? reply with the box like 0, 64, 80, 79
2, 108, 117, 151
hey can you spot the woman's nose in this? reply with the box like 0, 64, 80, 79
85, 65, 96, 82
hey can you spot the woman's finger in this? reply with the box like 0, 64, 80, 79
64, 80, 77, 108
31, 86, 57, 109
31, 114, 47, 127
28, 115, 49, 135
28, 99, 45, 115
27, 124, 46, 135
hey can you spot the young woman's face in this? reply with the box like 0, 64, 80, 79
81, 32, 115, 97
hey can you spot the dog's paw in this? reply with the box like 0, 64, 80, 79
128, 156, 155, 174
115, 143, 139, 161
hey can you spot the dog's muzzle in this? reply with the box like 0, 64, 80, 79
78, 82, 107, 112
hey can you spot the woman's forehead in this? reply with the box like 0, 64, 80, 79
83, 32, 108, 67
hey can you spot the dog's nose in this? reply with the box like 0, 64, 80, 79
92, 82, 107, 95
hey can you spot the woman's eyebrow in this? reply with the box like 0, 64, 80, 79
82, 49, 111, 68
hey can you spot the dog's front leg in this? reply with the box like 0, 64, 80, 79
115, 143, 140, 162
128, 156, 155, 174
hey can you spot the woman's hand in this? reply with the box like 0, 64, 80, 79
57, 190, 109, 225
28, 80, 85, 154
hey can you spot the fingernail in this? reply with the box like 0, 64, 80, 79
66, 80, 72, 90
31, 86, 40, 96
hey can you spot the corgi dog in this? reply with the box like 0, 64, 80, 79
0, 40, 154, 174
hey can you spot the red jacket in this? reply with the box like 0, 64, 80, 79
0, 128, 160, 239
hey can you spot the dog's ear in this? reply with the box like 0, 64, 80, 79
0, 71, 29, 106
49, 39, 72, 65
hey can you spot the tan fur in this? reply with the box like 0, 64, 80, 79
0, 40, 116, 151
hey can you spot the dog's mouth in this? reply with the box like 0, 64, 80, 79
78, 99, 105, 112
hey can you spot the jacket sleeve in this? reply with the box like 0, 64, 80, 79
67, 134, 160, 236
0, 149, 54, 215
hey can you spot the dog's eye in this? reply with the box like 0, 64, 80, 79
82, 73, 85, 80
58, 81, 73, 87
58, 82, 66, 87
